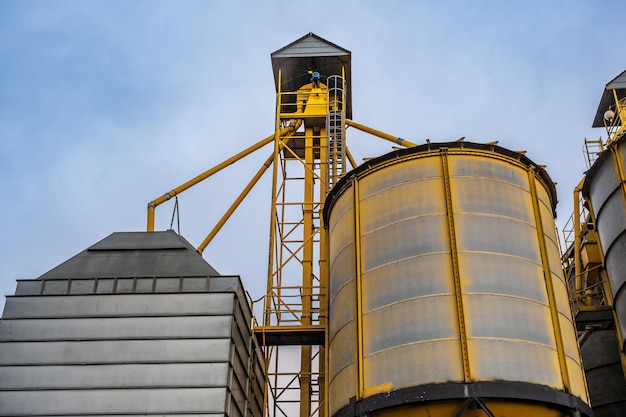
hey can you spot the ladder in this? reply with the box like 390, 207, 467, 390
326, 75, 346, 190
583, 137, 604, 169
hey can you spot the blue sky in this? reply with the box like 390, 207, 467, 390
1, 0, 625, 310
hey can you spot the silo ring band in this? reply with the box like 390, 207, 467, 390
332, 381, 593, 417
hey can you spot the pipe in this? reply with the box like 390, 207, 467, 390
346, 119, 418, 148
574, 179, 584, 299
578, 325, 594, 346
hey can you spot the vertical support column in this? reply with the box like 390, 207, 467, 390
573, 184, 583, 301
440, 149, 471, 383
527, 167, 571, 392
300, 128, 315, 417
318, 126, 329, 417
266, 68, 283, 328
353, 178, 365, 398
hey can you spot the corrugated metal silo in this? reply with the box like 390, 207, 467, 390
0, 231, 264, 417
582, 134, 626, 356
323, 142, 591, 417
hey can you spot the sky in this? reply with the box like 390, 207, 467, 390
1, 0, 625, 313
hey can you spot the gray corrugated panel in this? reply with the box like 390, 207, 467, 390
37, 231, 220, 279
0, 363, 230, 389
14, 276, 238, 296
271, 33, 349, 58
2, 293, 235, 318
88, 231, 189, 250
0, 316, 233, 341
0, 387, 228, 415
0, 339, 232, 365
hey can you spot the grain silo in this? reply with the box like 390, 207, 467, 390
324, 142, 591, 417
0, 231, 264, 417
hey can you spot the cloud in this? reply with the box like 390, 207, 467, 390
1, 0, 625, 309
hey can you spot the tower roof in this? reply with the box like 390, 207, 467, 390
271, 33, 352, 118
593, 69, 626, 127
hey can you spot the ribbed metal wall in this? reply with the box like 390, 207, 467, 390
583, 135, 626, 350
0, 232, 265, 417
324, 143, 591, 417
580, 329, 626, 417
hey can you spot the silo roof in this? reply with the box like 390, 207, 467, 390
37, 231, 220, 279
592, 69, 626, 128
271, 32, 352, 118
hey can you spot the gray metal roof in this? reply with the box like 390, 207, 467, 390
593, 69, 626, 127
271, 33, 352, 119
37, 231, 220, 279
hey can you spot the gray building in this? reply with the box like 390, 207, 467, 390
0, 231, 264, 417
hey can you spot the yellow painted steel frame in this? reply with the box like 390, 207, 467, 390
263, 68, 332, 417
573, 180, 583, 300
353, 179, 365, 397
440, 148, 471, 382
345, 119, 417, 148
610, 89, 626, 142
528, 167, 571, 392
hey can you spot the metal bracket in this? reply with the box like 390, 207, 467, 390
454, 397, 495, 417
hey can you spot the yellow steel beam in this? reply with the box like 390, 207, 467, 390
299, 127, 315, 417
353, 178, 365, 398
197, 145, 283, 254
573, 179, 584, 299
147, 121, 301, 231
440, 148, 471, 383
346, 119, 417, 148
345, 147, 358, 170
527, 167, 571, 392
265, 69, 283, 328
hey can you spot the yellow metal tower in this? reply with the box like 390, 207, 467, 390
254, 33, 351, 417
145, 33, 417, 417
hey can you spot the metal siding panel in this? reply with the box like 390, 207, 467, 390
329, 319, 356, 378
0, 339, 232, 365
0, 363, 230, 389
14, 280, 42, 295
328, 362, 356, 417
463, 294, 555, 347
0, 316, 233, 341
459, 252, 548, 303
364, 339, 463, 389
328, 280, 355, 341
363, 295, 459, 355
68, 279, 95, 294
0, 387, 228, 415
589, 153, 620, 211
359, 177, 447, 233
455, 213, 541, 262
449, 156, 529, 190
453, 176, 534, 223
2, 293, 235, 318
362, 253, 454, 312
359, 157, 442, 198
468, 338, 561, 387
360, 214, 449, 273
41, 280, 68, 294
154, 277, 181, 292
